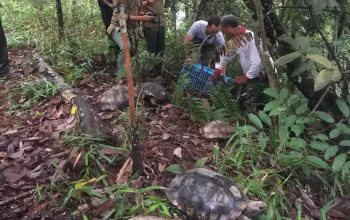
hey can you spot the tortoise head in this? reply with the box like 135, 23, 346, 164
242, 200, 267, 218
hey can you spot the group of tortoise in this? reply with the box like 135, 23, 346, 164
99, 82, 266, 219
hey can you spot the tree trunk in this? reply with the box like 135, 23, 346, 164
55, 0, 64, 41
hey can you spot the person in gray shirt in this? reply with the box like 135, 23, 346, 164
183, 17, 225, 68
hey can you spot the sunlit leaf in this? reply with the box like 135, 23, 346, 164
314, 69, 341, 91
274, 51, 302, 66
306, 54, 336, 70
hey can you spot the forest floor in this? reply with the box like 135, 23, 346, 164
0, 47, 349, 220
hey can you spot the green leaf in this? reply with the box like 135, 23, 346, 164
289, 138, 307, 149
314, 69, 342, 91
279, 125, 289, 144
307, 156, 331, 170
278, 34, 301, 50
269, 107, 281, 116
341, 161, 350, 180
306, 54, 337, 70
239, 125, 258, 134
274, 51, 302, 66
248, 113, 263, 129
324, 145, 339, 160
193, 157, 208, 169
332, 153, 347, 172
278, 151, 304, 165
329, 128, 341, 139
285, 114, 297, 127
166, 164, 183, 174
313, 134, 329, 141
258, 111, 272, 126
339, 140, 350, 147
296, 117, 312, 124
279, 88, 289, 101
336, 123, 350, 134
258, 132, 267, 150
291, 124, 303, 136
314, 111, 335, 123
336, 99, 349, 117
295, 105, 308, 115
310, 140, 329, 151
263, 88, 277, 98
264, 100, 281, 112
292, 61, 313, 77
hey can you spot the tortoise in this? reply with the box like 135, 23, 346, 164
165, 168, 267, 220
141, 82, 170, 105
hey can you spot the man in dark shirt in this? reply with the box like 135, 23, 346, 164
0, 18, 9, 77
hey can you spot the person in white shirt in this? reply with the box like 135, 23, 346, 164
212, 14, 264, 85
183, 17, 225, 67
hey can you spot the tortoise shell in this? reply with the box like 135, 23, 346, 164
141, 82, 169, 103
165, 168, 249, 220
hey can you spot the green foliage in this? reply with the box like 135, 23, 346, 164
20, 77, 57, 106
215, 87, 350, 218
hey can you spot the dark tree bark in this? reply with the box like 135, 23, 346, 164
243, 0, 341, 118
55, 0, 64, 41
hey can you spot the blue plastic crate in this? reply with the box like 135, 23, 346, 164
180, 63, 233, 94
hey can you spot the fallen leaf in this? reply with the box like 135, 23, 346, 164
158, 163, 166, 173
73, 152, 82, 168
91, 199, 116, 217
3, 129, 18, 135
162, 133, 170, 141
0, 152, 8, 158
102, 148, 120, 155
27, 165, 43, 179
55, 104, 64, 118
78, 204, 89, 212
116, 158, 133, 185
3, 166, 29, 183
128, 216, 173, 220
173, 147, 182, 159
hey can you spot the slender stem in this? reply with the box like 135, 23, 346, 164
308, 85, 330, 117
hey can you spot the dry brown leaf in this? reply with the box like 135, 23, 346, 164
3, 129, 18, 136
162, 133, 170, 141
173, 147, 182, 159
158, 163, 166, 173
116, 158, 133, 185
0, 152, 8, 158
27, 165, 43, 179
91, 199, 116, 217
102, 148, 120, 155
55, 104, 64, 118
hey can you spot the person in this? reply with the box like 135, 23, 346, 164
0, 17, 9, 77
142, 0, 165, 75
183, 17, 225, 68
106, 0, 154, 78
142, 0, 165, 56
97, 0, 118, 72
212, 14, 264, 85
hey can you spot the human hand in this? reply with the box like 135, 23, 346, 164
234, 75, 249, 85
210, 68, 222, 84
